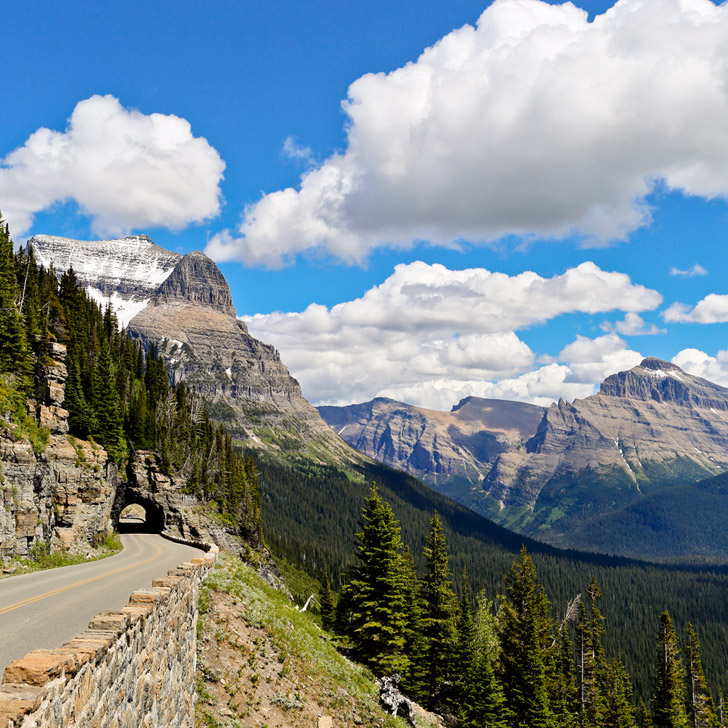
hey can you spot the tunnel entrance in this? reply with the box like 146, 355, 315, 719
112, 491, 166, 534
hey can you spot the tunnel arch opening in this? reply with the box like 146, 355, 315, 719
112, 494, 165, 534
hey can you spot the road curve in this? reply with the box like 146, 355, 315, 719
0, 532, 203, 678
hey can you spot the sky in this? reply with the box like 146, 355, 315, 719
3, 0, 728, 410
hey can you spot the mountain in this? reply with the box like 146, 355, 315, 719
317, 396, 545, 504
30, 234, 181, 326
319, 358, 728, 555
29, 236, 360, 466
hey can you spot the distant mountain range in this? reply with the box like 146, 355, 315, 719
319, 359, 728, 559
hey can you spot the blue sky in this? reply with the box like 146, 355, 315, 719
3, 0, 728, 409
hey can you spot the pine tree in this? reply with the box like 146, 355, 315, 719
550, 626, 579, 728
400, 545, 428, 702
0, 218, 32, 383
577, 579, 609, 726
421, 512, 458, 709
685, 623, 719, 728
93, 340, 126, 463
459, 580, 507, 728
498, 547, 555, 728
320, 574, 336, 632
343, 485, 409, 675
638, 699, 655, 728
456, 575, 477, 706
653, 612, 690, 728
64, 354, 97, 437
603, 657, 638, 728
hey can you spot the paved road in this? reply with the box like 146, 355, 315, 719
0, 531, 203, 679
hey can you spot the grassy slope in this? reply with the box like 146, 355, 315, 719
195, 552, 442, 728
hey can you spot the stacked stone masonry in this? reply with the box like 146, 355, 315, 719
0, 543, 218, 727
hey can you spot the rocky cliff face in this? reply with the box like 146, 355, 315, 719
318, 396, 545, 501
29, 234, 360, 466
150, 250, 236, 316
0, 341, 282, 566
29, 234, 181, 327
320, 359, 728, 546
0, 344, 118, 557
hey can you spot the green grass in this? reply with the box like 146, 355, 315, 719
0, 530, 123, 578
0, 373, 50, 453
198, 553, 441, 727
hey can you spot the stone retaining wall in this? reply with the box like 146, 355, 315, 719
0, 543, 218, 727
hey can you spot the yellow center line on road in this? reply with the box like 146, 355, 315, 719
0, 534, 165, 616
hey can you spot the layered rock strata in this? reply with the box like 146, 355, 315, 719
318, 396, 544, 488
320, 359, 728, 541
0, 344, 117, 557
126, 251, 360, 464
483, 358, 728, 519
30, 234, 360, 466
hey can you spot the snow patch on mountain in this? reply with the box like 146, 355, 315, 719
85, 288, 150, 328
29, 233, 181, 326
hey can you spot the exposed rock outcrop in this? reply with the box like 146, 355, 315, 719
483, 359, 728, 523
318, 396, 544, 490
0, 344, 117, 557
126, 251, 361, 463
30, 234, 361, 466
150, 250, 235, 316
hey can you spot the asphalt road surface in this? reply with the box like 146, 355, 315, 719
0, 528, 203, 679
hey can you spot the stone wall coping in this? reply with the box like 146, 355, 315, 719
0, 539, 218, 727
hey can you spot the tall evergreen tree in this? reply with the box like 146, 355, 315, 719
401, 545, 428, 702
653, 612, 690, 728
577, 579, 609, 726
550, 626, 579, 728
603, 657, 638, 728
498, 547, 555, 728
421, 512, 459, 709
341, 485, 409, 675
459, 579, 507, 728
93, 340, 126, 463
0, 217, 32, 383
685, 623, 719, 728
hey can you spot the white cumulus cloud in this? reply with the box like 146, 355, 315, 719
244, 261, 656, 407
663, 294, 728, 324
207, 0, 728, 267
0, 94, 225, 237
559, 333, 644, 384
672, 348, 728, 387
601, 312, 665, 335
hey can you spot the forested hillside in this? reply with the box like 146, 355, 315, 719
6, 210, 728, 722
0, 214, 261, 544
330, 487, 721, 727
259, 456, 728, 707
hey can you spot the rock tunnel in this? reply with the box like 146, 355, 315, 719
111, 487, 166, 534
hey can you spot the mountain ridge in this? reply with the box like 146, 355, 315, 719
318, 358, 728, 557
